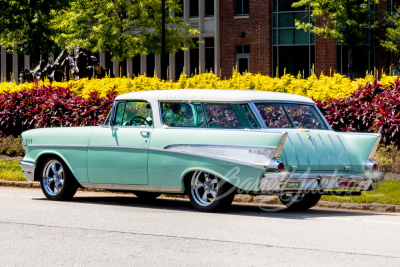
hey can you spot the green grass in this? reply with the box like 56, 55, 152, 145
322, 180, 400, 205
0, 160, 27, 181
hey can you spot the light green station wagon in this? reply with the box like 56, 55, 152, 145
20, 89, 383, 212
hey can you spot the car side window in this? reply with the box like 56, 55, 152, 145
256, 104, 293, 128
121, 101, 153, 127
284, 105, 325, 130
204, 104, 242, 129
162, 102, 206, 127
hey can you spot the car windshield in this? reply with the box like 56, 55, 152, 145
255, 103, 327, 130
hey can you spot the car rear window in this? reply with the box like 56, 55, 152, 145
256, 103, 327, 130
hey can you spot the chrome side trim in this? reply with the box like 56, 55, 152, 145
296, 133, 311, 167
19, 161, 36, 182
273, 132, 287, 159
90, 145, 147, 150
27, 144, 89, 148
81, 183, 182, 193
336, 135, 351, 166
327, 134, 342, 166
368, 135, 382, 159
286, 135, 300, 166
163, 144, 276, 150
317, 133, 332, 168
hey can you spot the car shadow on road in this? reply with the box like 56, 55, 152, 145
37, 194, 391, 220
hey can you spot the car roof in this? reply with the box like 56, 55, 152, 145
115, 89, 315, 104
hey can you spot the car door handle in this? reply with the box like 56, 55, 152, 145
141, 131, 150, 136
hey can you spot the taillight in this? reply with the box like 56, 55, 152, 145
372, 163, 379, 172
278, 162, 285, 171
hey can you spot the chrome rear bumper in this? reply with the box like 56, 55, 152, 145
260, 171, 384, 193
19, 161, 36, 182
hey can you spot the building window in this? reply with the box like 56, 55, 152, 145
205, 38, 215, 72
190, 0, 199, 17
205, 0, 214, 16
236, 45, 250, 74
190, 38, 199, 75
235, 0, 249, 16
272, 0, 315, 77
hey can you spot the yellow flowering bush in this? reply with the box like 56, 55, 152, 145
0, 71, 398, 100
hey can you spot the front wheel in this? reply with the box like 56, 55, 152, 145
40, 157, 78, 201
279, 192, 321, 211
186, 171, 235, 212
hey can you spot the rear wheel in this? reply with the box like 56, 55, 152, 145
186, 171, 235, 212
279, 192, 321, 211
133, 191, 161, 200
40, 157, 78, 201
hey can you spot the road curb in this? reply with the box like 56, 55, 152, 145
1, 180, 399, 213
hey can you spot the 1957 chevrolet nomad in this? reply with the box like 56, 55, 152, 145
20, 89, 383, 212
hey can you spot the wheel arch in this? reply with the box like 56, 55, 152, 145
34, 152, 78, 184
180, 167, 236, 194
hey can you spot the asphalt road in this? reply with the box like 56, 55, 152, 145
0, 187, 399, 266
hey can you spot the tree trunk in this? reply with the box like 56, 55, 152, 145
348, 46, 353, 79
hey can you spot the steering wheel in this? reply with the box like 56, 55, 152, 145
129, 115, 150, 126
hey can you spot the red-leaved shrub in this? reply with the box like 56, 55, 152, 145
0, 84, 117, 137
315, 78, 400, 146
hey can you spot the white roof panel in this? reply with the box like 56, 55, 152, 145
115, 89, 315, 104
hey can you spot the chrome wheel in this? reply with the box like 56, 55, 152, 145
190, 171, 219, 207
42, 160, 64, 196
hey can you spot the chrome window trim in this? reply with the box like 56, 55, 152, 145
80, 183, 182, 193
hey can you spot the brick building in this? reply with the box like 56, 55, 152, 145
0, 0, 398, 82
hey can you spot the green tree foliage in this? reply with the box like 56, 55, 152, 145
51, 0, 198, 62
382, 7, 400, 70
292, 0, 378, 78
0, 0, 69, 56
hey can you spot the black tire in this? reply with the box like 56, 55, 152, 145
39, 156, 78, 201
186, 171, 236, 212
279, 192, 322, 211
133, 191, 161, 200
